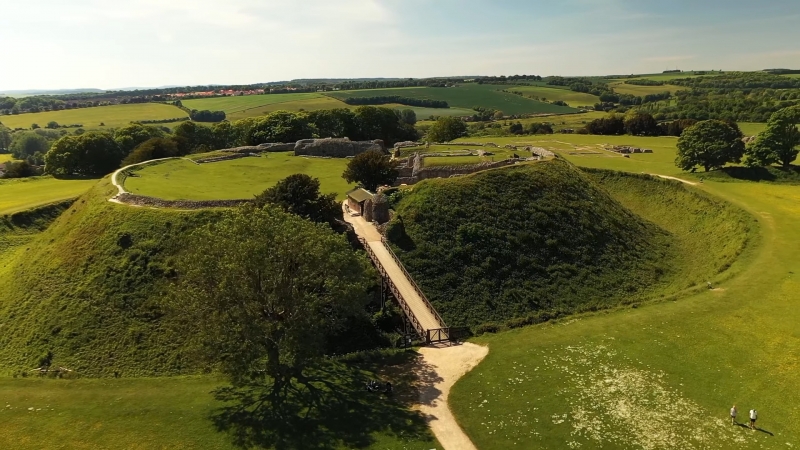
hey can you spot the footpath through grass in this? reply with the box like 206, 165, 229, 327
0, 176, 97, 215
0, 103, 188, 130
449, 134, 800, 449
124, 152, 354, 201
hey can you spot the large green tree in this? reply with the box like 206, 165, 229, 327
426, 116, 467, 142
242, 111, 313, 145
342, 150, 399, 192
171, 206, 373, 394
122, 137, 180, 166
9, 131, 50, 160
745, 106, 800, 168
45, 132, 123, 175
114, 124, 166, 156
253, 174, 339, 224
675, 120, 745, 172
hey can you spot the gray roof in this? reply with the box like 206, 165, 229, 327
346, 188, 374, 203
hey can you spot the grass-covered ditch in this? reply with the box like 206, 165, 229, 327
385, 159, 754, 331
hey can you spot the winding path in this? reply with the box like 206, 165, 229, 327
342, 208, 486, 450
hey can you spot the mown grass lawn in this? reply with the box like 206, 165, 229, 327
0, 176, 97, 215
0, 154, 13, 163
0, 103, 188, 130
449, 133, 800, 448
124, 152, 354, 200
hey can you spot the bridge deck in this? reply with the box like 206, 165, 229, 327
343, 204, 445, 335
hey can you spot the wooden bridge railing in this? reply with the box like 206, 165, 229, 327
379, 236, 448, 331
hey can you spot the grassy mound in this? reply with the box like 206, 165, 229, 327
386, 159, 673, 328
0, 179, 223, 376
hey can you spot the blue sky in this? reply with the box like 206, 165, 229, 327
1, 0, 799, 90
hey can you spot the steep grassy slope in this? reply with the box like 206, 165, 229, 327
0, 179, 223, 376
386, 159, 674, 328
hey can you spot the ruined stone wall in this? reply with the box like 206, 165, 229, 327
294, 138, 387, 157
114, 193, 250, 209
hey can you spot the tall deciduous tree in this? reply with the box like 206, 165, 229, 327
745, 106, 800, 168
9, 131, 50, 160
342, 150, 398, 192
675, 120, 745, 172
114, 123, 166, 156
171, 206, 373, 394
426, 116, 467, 142
253, 174, 339, 224
45, 132, 123, 175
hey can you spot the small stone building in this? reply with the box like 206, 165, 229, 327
346, 188, 374, 215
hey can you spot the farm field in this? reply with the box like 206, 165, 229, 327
0, 103, 188, 130
0, 176, 97, 215
510, 85, 600, 107
448, 133, 800, 448
0, 154, 13, 163
608, 71, 712, 82
125, 152, 354, 200
227, 96, 350, 120
328, 84, 578, 116
182, 92, 327, 114
608, 81, 684, 96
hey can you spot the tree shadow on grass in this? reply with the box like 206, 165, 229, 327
713, 165, 800, 183
210, 354, 440, 449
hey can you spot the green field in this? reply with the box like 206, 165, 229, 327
125, 153, 354, 200
0, 154, 13, 163
0, 176, 96, 215
608, 71, 711, 82
0, 103, 188, 130
182, 93, 328, 114
328, 84, 578, 116
510, 86, 600, 107
446, 133, 800, 448
739, 122, 768, 136
608, 81, 684, 96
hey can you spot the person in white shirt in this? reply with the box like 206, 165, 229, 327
749, 409, 758, 430
730, 405, 737, 425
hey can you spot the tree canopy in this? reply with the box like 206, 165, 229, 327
114, 123, 166, 156
253, 174, 339, 224
170, 206, 373, 392
342, 150, 399, 192
9, 131, 50, 160
675, 120, 745, 172
426, 116, 467, 142
44, 132, 124, 175
122, 137, 181, 166
745, 106, 800, 168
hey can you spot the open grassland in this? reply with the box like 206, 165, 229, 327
182, 93, 327, 114
449, 133, 800, 448
0, 365, 440, 450
227, 96, 350, 120
328, 84, 578, 115
608, 81, 684, 96
0, 154, 13, 163
0, 103, 188, 130
608, 72, 710, 82
0, 176, 96, 215
739, 122, 768, 136
125, 152, 353, 201
510, 86, 600, 107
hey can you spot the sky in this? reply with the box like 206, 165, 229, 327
1, 0, 800, 91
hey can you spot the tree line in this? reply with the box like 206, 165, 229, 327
342, 96, 449, 108
37, 106, 418, 176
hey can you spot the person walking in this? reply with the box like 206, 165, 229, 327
730, 405, 737, 425
749, 409, 758, 430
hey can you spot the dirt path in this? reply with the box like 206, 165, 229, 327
649, 174, 699, 186
417, 343, 488, 450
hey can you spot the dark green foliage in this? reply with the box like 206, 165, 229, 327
342, 150, 399, 192
189, 109, 226, 122
386, 160, 671, 328
585, 114, 625, 135
745, 105, 800, 168
398, 108, 417, 126
44, 132, 124, 175
676, 120, 745, 172
658, 119, 698, 136
625, 79, 665, 86
113, 123, 166, 156
0, 160, 40, 178
526, 123, 554, 134
9, 131, 50, 160
624, 112, 660, 136
343, 96, 448, 108
252, 174, 339, 224
172, 121, 216, 154
122, 137, 181, 165
306, 109, 361, 139
426, 116, 468, 142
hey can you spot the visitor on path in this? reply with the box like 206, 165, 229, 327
749, 409, 758, 430
730, 405, 737, 425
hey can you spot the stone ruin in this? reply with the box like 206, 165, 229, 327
608, 145, 653, 154
394, 152, 521, 185
222, 142, 295, 154
294, 138, 387, 157
363, 193, 390, 224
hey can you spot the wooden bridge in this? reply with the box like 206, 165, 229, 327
343, 204, 462, 344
